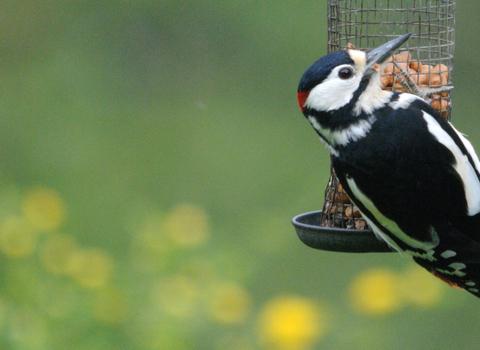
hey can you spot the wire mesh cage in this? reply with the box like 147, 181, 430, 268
321, 0, 456, 230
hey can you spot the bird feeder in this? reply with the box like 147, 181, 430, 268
293, 0, 456, 252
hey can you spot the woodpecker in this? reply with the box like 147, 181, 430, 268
297, 33, 480, 298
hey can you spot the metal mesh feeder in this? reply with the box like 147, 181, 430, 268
329, 0, 455, 119
293, 0, 456, 253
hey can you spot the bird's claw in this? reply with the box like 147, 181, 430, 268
391, 60, 454, 102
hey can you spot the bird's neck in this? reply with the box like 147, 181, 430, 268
307, 75, 391, 149
354, 76, 392, 115
307, 110, 377, 151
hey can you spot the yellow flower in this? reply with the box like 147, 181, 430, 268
349, 268, 402, 315
398, 265, 443, 307
67, 248, 114, 289
22, 187, 66, 231
257, 295, 325, 349
0, 216, 38, 258
164, 204, 209, 247
207, 282, 251, 324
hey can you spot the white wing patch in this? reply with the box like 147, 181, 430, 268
451, 126, 480, 175
423, 112, 480, 216
345, 176, 439, 251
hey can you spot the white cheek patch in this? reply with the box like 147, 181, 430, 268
422, 112, 480, 216
304, 66, 362, 112
346, 176, 439, 251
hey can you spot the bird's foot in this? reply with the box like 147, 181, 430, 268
391, 60, 454, 102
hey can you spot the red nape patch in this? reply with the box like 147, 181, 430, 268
297, 91, 310, 112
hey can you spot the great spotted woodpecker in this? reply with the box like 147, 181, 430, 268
297, 33, 480, 298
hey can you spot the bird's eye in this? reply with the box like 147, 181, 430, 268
338, 67, 354, 79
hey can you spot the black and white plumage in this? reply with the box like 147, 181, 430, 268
297, 33, 480, 298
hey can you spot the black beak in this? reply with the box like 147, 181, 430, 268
366, 33, 412, 69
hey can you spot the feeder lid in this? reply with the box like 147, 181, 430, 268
292, 210, 394, 253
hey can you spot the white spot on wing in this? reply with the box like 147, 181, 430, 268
441, 250, 457, 259
469, 288, 479, 293
451, 126, 480, 175
345, 176, 439, 250
466, 282, 476, 287
408, 249, 436, 262
423, 112, 480, 216
448, 262, 466, 270
436, 262, 467, 277
436, 267, 466, 277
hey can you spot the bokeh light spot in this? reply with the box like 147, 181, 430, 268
349, 268, 402, 315
67, 248, 114, 289
164, 203, 209, 247
257, 295, 325, 349
22, 187, 66, 231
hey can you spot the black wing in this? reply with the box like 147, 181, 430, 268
333, 97, 480, 296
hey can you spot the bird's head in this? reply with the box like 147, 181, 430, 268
297, 33, 412, 117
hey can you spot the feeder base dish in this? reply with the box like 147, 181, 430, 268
292, 211, 394, 253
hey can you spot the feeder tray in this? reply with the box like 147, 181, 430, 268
294, 0, 456, 252
293, 211, 393, 253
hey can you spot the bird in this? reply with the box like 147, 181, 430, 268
297, 33, 480, 298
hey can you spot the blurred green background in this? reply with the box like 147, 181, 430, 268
0, 1, 479, 349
